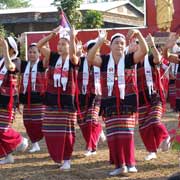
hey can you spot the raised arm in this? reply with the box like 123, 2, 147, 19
127, 29, 148, 64
36, 26, 60, 67
69, 27, 79, 65
0, 36, 15, 71
87, 30, 107, 67
146, 33, 161, 64
163, 33, 179, 64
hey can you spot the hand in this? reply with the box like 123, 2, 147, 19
17, 33, 25, 45
128, 40, 138, 53
127, 29, 140, 41
70, 26, 78, 39
76, 41, 82, 50
98, 30, 107, 43
146, 33, 155, 47
165, 32, 179, 49
0, 36, 8, 50
51, 26, 61, 36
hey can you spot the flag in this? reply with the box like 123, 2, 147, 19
59, 10, 71, 40
59, 10, 71, 31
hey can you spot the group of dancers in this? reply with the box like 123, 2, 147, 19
0, 26, 179, 176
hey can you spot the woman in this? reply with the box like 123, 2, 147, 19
87, 29, 148, 175
163, 33, 180, 153
0, 36, 28, 164
75, 38, 105, 156
19, 43, 46, 153
137, 34, 170, 161
37, 26, 78, 170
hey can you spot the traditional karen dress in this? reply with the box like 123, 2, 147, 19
19, 60, 46, 144
169, 60, 180, 150
169, 63, 178, 110
42, 52, 77, 163
100, 53, 138, 168
0, 58, 23, 158
76, 57, 102, 152
137, 54, 169, 152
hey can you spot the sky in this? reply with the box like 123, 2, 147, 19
30, 0, 53, 8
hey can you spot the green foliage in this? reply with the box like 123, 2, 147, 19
0, 0, 30, 9
52, 0, 83, 27
81, 10, 104, 29
19, 43, 26, 60
130, 0, 144, 7
0, 25, 7, 37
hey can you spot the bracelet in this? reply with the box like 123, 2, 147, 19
151, 45, 155, 49
51, 31, 56, 36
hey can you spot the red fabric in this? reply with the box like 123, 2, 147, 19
46, 66, 76, 95
27, 74, 31, 109
168, 83, 176, 109
100, 69, 137, 98
139, 123, 169, 152
23, 104, 44, 143
108, 134, 135, 168
114, 66, 120, 115
57, 87, 61, 110
24, 121, 43, 143
79, 121, 102, 151
0, 128, 22, 158
74, 69, 82, 119
44, 132, 75, 163
20, 72, 46, 95
141, 69, 150, 106
156, 68, 166, 112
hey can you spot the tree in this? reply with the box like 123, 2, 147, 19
81, 10, 104, 29
130, 0, 144, 7
0, 0, 30, 9
52, 0, 83, 27
0, 25, 7, 37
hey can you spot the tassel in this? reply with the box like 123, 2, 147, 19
178, 113, 180, 128
57, 87, 61, 111
156, 68, 166, 113
74, 68, 82, 119
141, 68, 149, 106
115, 66, 120, 116
27, 74, 31, 109
115, 79, 120, 116
8, 75, 13, 120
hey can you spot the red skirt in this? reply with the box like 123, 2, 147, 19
0, 108, 22, 158
104, 114, 136, 167
78, 101, 102, 151
43, 107, 77, 163
138, 103, 169, 152
23, 104, 45, 143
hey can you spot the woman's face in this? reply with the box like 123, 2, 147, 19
28, 46, 39, 62
110, 37, 126, 56
57, 38, 69, 55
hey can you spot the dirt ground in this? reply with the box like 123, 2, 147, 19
0, 107, 180, 180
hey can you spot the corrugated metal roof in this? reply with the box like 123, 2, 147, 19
0, 0, 143, 15
0, 7, 57, 14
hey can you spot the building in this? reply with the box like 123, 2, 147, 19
81, 0, 144, 28
0, 0, 144, 35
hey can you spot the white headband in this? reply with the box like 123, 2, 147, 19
86, 39, 97, 48
7, 36, 18, 58
111, 33, 125, 43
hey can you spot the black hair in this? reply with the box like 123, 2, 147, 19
87, 42, 96, 51
5, 38, 16, 54
5, 38, 13, 50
